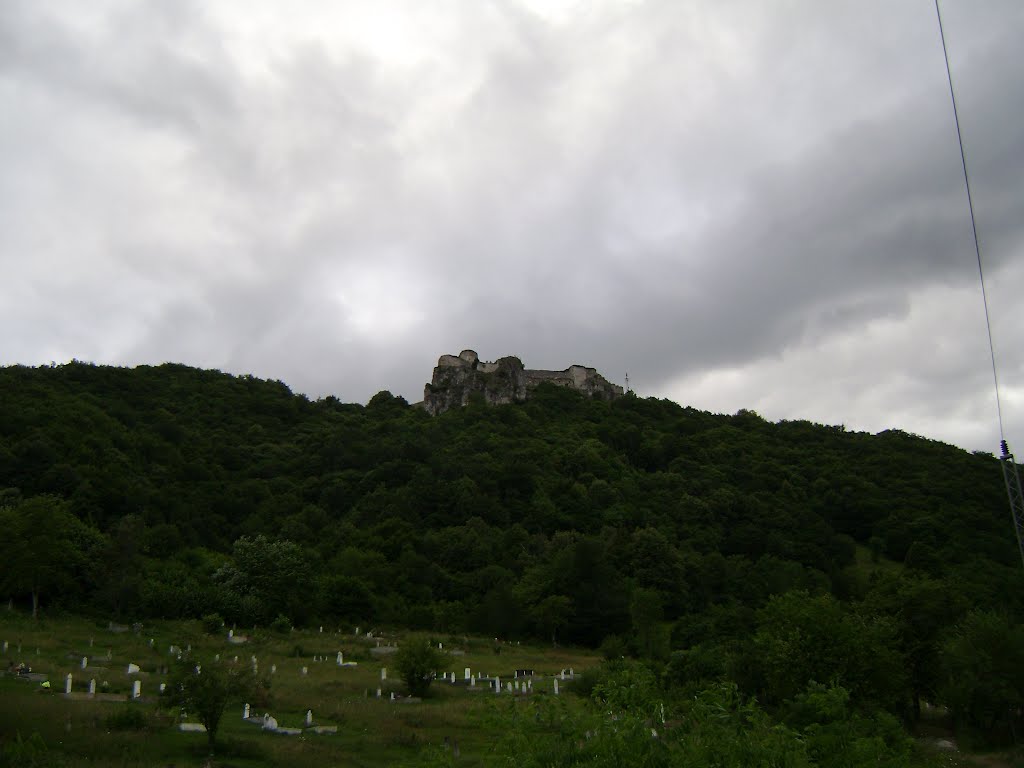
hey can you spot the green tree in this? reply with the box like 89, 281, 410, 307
630, 588, 669, 660
939, 610, 1024, 743
534, 595, 571, 647
394, 638, 444, 698
213, 535, 316, 625
753, 591, 906, 712
0, 494, 101, 618
165, 655, 255, 751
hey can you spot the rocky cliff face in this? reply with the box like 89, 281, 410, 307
422, 349, 623, 416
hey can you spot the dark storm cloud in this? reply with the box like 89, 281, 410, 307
1, 0, 1021, 451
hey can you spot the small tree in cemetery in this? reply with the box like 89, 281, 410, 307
395, 638, 444, 698
165, 654, 256, 751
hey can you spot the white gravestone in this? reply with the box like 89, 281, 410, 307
127, 663, 140, 674
554, 679, 559, 695
132, 680, 141, 699
381, 667, 387, 681
337, 652, 343, 665
465, 667, 471, 680
376, 688, 382, 699
301, 666, 308, 676
81, 657, 88, 669
495, 676, 500, 694
65, 674, 72, 694
271, 664, 276, 675
159, 683, 166, 692
244, 703, 250, 719
89, 679, 96, 695
305, 710, 313, 726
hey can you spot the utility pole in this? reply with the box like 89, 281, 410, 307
1001, 441, 1024, 569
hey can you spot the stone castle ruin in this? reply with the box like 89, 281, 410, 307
422, 349, 623, 416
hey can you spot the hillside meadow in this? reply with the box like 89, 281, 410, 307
0, 612, 598, 767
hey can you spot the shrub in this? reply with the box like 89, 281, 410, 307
201, 613, 224, 634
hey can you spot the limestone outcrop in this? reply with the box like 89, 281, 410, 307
422, 350, 623, 416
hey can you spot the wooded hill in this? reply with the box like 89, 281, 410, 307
2, 360, 1023, 744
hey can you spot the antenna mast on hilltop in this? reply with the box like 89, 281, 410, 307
625, 373, 630, 394
935, 0, 1024, 567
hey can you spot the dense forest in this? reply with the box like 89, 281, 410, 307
2, 360, 1023, 749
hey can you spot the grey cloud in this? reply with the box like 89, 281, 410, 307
1, 0, 1021, 452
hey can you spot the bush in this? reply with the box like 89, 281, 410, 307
201, 613, 224, 634
271, 614, 292, 634
395, 639, 444, 698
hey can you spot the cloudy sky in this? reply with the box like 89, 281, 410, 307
1, 0, 1021, 454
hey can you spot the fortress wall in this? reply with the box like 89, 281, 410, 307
438, 354, 470, 368
524, 369, 576, 387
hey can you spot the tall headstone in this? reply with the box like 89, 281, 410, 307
337, 652, 343, 665
305, 709, 313, 726
381, 667, 387, 681
132, 680, 141, 699
554, 679, 559, 695
228, 629, 233, 639
65, 674, 72, 694
244, 703, 250, 720
301, 666, 308, 676
159, 683, 166, 692
465, 667, 471, 680
89, 679, 96, 695
81, 657, 88, 669
376, 688, 382, 699
495, 676, 500, 694
271, 664, 276, 675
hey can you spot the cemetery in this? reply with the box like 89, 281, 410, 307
0, 612, 597, 766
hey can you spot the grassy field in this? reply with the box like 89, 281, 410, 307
0, 612, 598, 767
